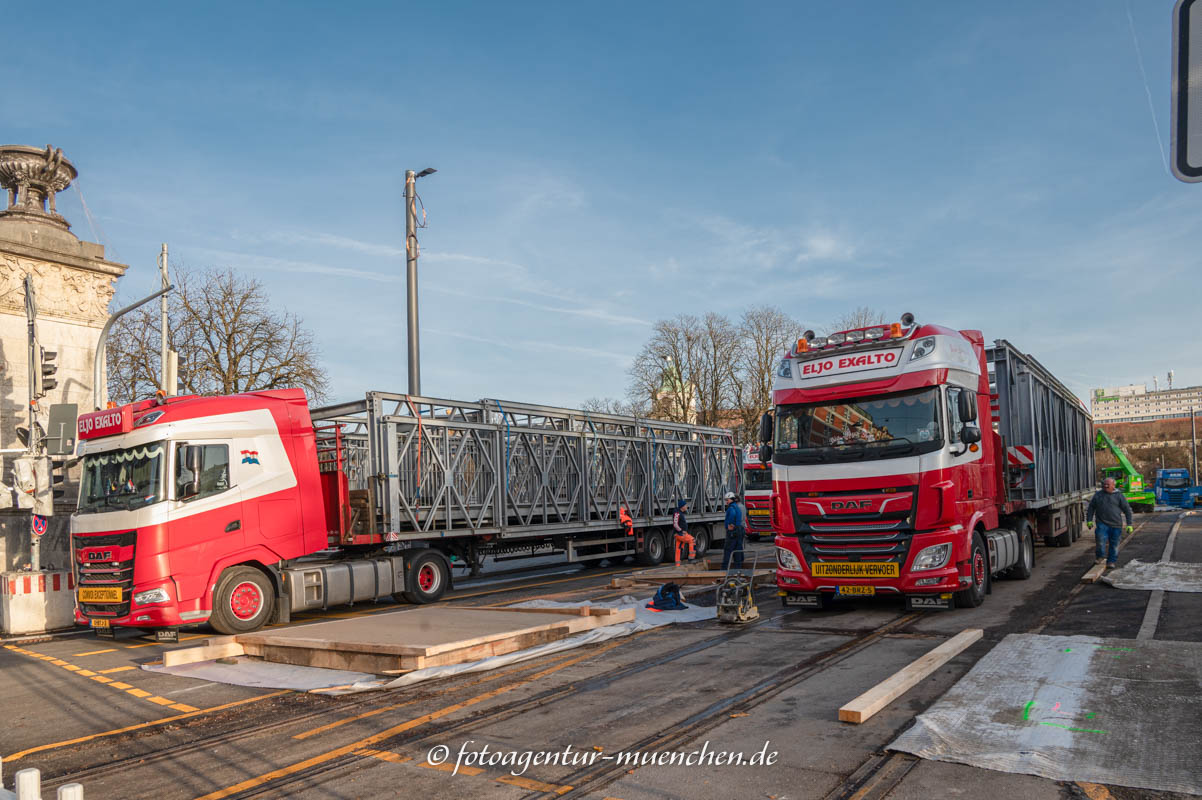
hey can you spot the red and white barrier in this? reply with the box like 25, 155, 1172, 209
0, 570, 76, 635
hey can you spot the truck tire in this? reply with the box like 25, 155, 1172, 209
954, 534, 988, 608
692, 526, 709, 558
401, 551, 449, 604
210, 566, 276, 634
637, 529, 666, 566
1009, 523, 1034, 580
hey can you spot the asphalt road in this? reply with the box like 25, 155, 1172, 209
1, 515, 1198, 800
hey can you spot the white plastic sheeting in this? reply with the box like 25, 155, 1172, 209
1100, 559, 1202, 593
890, 633, 1202, 795
147, 596, 715, 693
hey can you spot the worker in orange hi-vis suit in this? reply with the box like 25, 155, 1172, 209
672, 499, 696, 566
619, 506, 634, 537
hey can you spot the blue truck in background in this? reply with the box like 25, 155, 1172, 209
1154, 468, 1202, 509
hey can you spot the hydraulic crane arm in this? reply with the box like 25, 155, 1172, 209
1094, 429, 1141, 481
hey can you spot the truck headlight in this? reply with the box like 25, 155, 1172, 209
910, 337, 937, 361
133, 588, 170, 605
776, 546, 802, 571
911, 543, 951, 571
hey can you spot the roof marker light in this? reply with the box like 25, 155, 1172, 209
828, 333, 846, 345
846, 329, 865, 342
795, 338, 809, 354
889, 323, 904, 338
864, 327, 885, 340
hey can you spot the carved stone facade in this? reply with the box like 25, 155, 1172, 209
0, 145, 127, 570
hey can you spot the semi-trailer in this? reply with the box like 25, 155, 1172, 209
742, 445, 773, 541
762, 314, 1095, 611
71, 390, 739, 636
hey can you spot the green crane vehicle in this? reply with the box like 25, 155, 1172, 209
1093, 429, 1156, 512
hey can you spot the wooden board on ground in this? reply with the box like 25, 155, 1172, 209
227, 605, 634, 675
1081, 562, 1107, 583
838, 628, 983, 724
162, 637, 244, 668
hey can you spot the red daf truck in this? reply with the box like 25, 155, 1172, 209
761, 313, 1094, 611
742, 446, 773, 541
71, 390, 739, 637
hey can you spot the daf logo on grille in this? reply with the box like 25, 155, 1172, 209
86, 551, 113, 561
830, 500, 872, 510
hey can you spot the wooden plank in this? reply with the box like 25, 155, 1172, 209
162, 640, 245, 668
838, 628, 983, 724
1081, 562, 1107, 583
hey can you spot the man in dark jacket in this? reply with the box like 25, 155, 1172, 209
722, 492, 746, 570
1086, 478, 1135, 569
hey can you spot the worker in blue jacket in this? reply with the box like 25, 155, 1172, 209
722, 492, 746, 570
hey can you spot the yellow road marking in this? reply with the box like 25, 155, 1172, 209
170, 703, 200, 713
109, 682, 133, 690
63, 664, 81, 671
496, 775, 573, 794
74, 649, 117, 657
355, 749, 412, 763
4, 690, 290, 762
99, 666, 135, 674
50, 659, 68, 666
421, 760, 484, 776
90, 676, 113, 684
126, 688, 151, 698
146, 695, 175, 706
1077, 783, 1114, 800
194, 637, 634, 800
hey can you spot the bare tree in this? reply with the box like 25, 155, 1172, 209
826, 306, 889, 334
107, 266, 329, 405
733, 306, 803, 443
627, 313, 738, 427
580, 397, 648, 418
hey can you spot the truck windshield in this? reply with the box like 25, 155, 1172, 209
774, 387, 943, 464
1162, 477, 1190, 489
744, 468, 772, 491
78, 443, 166, 514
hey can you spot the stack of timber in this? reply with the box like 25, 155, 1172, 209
609, 558, 774, 589
164, 605, 634, 675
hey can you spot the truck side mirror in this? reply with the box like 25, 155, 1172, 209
958, 390, 978, 423
759, 444, 773, 464
177, 444, 202, 500
960, 426, 982, 445
758, 412, 773, 445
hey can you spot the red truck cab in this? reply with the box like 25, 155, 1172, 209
72, 390, 329, 634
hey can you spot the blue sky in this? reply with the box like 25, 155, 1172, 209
7, 1, 1200, 408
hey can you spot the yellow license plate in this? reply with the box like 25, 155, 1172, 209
79, 587, 122, 603
812, 562, 900, 578
748, 509, 770, 515
837, 585, 876, 596
90, 618, 111, 629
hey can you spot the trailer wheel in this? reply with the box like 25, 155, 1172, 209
1009, 523, 1034, 580
692, 526, 709, 558
637, 529, 666, 566
954, 534, 988, 608
401, 551, 449, 604
210, 566, 275, 634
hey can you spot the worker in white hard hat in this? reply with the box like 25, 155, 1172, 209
722, 491, 746, 570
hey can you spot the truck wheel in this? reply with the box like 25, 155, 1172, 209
401, 551, 449, 604
1009, 524, 1034, 580
210, 566, 275, 634
692, 526, 709, 558
637, 529, 666, 566
954, 535, 988, 608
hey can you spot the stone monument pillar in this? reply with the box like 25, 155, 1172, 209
0, 145, 127, 606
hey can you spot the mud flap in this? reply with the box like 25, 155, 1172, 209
905, 593, 955, 611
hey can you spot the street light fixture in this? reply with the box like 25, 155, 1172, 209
405, 167, 436, 396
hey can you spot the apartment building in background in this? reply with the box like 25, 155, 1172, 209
1092, 383, 1202, 424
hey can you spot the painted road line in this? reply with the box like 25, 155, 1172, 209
1136, 512, 1189, 641
73, 649, 117, 657
4, 690, 291, 762
99, 666, 135, 674
355, 749, 412, 764
194, 637, 636, 800
421, 760, 484, 776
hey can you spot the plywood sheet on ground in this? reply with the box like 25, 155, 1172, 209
890, 633, 1202, 796
235, 606, 634, 673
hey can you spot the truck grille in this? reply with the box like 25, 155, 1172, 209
74, 531, 136, 618
789, 487, 917, 565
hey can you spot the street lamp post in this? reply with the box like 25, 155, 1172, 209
94, 286, 174, 410
405, 167, 436, 397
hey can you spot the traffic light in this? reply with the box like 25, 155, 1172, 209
33, 346, 58, 397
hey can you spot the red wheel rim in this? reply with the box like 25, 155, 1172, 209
973, 551, 985, 586
230, 581, 262, 620
418, 564, 439, 593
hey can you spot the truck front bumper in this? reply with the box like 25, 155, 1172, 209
774, 531, 966, 595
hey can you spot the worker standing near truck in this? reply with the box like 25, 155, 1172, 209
1086, 477, 1135, 569
673, 500, 696, 566
722, 492, 746, 570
